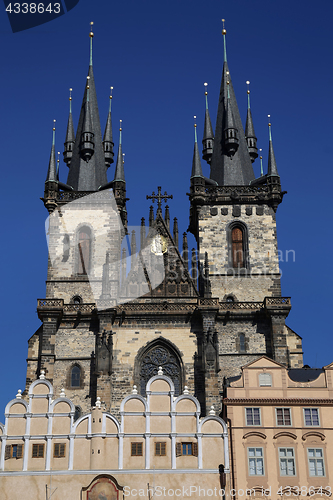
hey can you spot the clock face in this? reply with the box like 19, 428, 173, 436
151, 234, 168, 256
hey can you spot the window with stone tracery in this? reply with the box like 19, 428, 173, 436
139, 345, 181, 396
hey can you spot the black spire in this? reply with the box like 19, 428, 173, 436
267, 117, 279, 177
114, 121, 125, 181
245, 82, 258, 163
63, 88, 75, 167
66, 26, 108, 191
103, 87, 114, 168
210, 26, 255, 186
202, 83, 214, 164
80, 76, 95, 162
191, 118, 204, 179
46, 120, 57, 182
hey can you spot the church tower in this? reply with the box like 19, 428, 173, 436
188, 24, 303, 379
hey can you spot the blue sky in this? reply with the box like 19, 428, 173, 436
0, 0, 332, 414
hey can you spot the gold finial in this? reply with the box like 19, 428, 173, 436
259, 148, 262, 159
69, 88, 72, 100
89, 21, 94, 38
268, 114, 271, 127
246, 80, 250, 94
86, 76, 90, 90
222, 18, 226, 35
122, 153, 125, 164
110, 86, 113, 100
120, 119, 122, 131
204, 82, 208, 96
53, 119, 56, 131
194, 115, 197, 128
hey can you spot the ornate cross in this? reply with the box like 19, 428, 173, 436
146, 186, 173, 210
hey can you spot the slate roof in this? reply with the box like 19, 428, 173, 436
66, 65, 108, 191
210, 60, 255, 186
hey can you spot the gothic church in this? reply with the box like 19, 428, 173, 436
25, 24, 303, 422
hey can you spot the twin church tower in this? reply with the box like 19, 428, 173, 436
27, 24, 303, 418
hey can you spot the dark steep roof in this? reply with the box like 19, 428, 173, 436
66, 65, 108, 191
210, 61, 255, 186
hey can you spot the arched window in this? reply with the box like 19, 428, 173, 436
226, 295, 234, 303
70, 365, 81, 388
227, 222, 249, 270
138, 343, 182, 397
72, 295, 82, 305
239, 333, 246, 352
77, 227, 91, 275
232, 227, 244, 268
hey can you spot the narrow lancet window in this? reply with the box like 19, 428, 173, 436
232, 227, 244, 268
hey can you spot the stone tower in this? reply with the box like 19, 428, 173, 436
25, 26, 303, 419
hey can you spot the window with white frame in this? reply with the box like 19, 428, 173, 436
276, 408, 291, 426
259, 373, 272, 386
279, 448, 296, 476
246, 407, 261, 426
308, 448, 325, 476
248, 447, 264, 476
304, 408, 319, 426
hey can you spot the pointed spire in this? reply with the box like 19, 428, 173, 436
259, 149, 263, 177
141, 218, 146, 250
89, 22, 94, 66
149, 206, 154, 227
114, 120, 125, 181
267, 116, 279, 177
245, 81, 258, 163
63, 88, 76, 167
80, 76, 95, 162
173, 217, 179, 248
57, 151, 60, 181
66, 26, 107, 191
202, 83, 214, 164
103, 86, 114, 168
182, 232, 189, 270
191, 116, 204, 178
224, 79, 239, 156
165, 205, 170, 229
46, 120, 57, 182
210, 21, 255, 186
222, 19, 227, 62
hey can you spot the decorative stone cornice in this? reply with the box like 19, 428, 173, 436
223, 398, 333, 406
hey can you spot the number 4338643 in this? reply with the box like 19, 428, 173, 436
6, 3, 61, 13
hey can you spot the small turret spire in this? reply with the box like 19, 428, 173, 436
259, 149, 263, 176
222, 19, 227, 62
173, 217, 179, 248
149, 206, 154, 227
103, 86, 114, 168
224, 78, 239, 156
80, 76, 95, 162
191, 116, 204, 178
267, 115, 279, 177
202, 83, 214, 164
245, 81, 258, 163
57, 151, 60, 181
46, 120, 57, 182
63, 88, 76, 167
114, 120, 125, 181
89, 22, 94, 66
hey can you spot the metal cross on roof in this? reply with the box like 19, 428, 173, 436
146, 186, 173, 211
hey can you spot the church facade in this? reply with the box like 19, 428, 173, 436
2, 25, 330, 500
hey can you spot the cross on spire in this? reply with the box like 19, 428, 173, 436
146, 186, 173, 211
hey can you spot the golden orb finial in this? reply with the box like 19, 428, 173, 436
89, 21, 94, 37
222, 19, 226, 35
